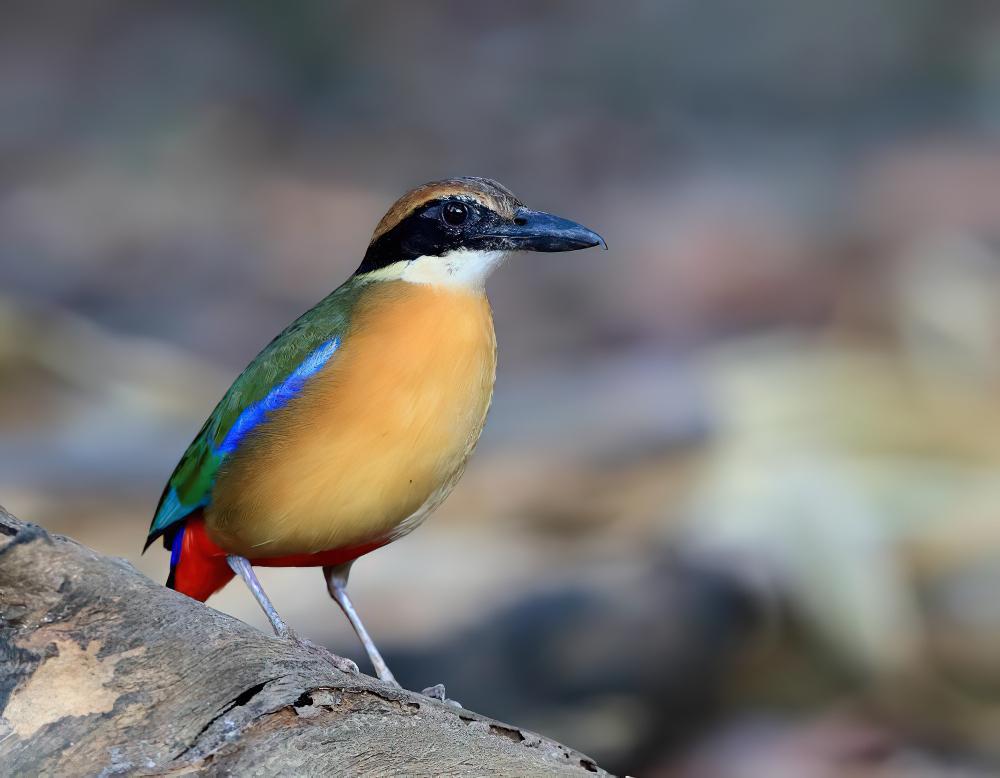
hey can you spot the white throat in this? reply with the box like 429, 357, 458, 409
365, 249, 510, 290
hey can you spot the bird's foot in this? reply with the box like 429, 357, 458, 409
321, 650, 361, 676
421, 683, 462, 708
284, 630, 360, 675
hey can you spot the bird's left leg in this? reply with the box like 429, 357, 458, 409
228, 555, 358, 674
324, 562, 400, 688
323, 563, 460, 705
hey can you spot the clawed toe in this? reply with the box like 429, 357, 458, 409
288, 632, 321, 652
328, 654, 360, 674
421, 683, 461, 707
285, 632, 359, 674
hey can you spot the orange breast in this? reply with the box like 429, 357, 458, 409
206, 280, 496, 558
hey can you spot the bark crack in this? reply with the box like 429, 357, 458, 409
174, 676, 281, 759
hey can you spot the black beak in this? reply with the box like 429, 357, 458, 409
484, 207, 607, 252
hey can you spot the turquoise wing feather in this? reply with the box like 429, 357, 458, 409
145, 277, 368, 549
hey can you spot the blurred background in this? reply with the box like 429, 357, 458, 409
6, 1, 1000, 774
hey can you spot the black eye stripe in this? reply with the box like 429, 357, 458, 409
357, 198, 505, 274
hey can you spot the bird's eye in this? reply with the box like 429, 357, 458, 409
442, 201, 469, 226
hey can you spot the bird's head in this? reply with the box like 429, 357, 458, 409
356, 177, 606, 289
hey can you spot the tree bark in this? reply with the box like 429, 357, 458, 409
0, 507, 605, 776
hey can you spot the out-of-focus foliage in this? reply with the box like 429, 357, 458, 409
5, 2, 1000, 775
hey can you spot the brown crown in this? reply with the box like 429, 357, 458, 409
370, 177, 522, 243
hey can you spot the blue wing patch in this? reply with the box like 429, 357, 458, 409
216, 337, 341, 455
148, 336, 341, 547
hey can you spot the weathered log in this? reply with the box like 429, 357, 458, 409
0, 507, 604, 775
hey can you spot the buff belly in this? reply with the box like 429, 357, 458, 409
205, 280, 496, 559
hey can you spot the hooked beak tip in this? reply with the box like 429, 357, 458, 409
574, 226, 607, 251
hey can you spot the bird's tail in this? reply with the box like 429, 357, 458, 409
166, 512, 234, 602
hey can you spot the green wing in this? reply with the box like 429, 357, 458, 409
145, 276, 368, 549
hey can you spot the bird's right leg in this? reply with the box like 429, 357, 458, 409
227, 555, 359, 675
227, 555, 291, 637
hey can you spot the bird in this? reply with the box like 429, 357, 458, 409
144, 177, 605, 694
